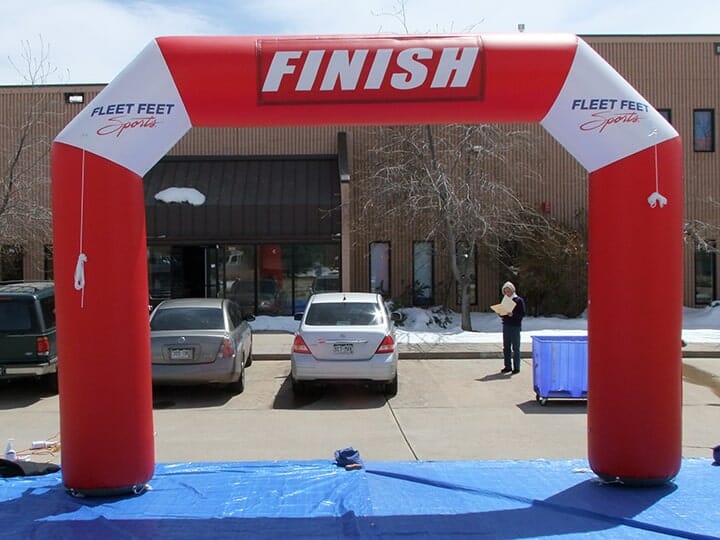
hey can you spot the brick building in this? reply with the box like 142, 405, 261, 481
1, 34, 718, 314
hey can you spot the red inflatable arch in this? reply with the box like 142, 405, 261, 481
51, 33, 682, 494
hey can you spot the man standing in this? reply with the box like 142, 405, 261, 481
499, 281, 526, 374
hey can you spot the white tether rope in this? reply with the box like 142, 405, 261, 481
646, 128, 667, 209
74, 148, 88, 307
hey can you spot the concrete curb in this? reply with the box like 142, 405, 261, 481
252, 350, 720, 361
250, 331, 720, 360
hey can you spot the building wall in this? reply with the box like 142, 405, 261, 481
169, 126, 349, 157
346, 35, 720, 309
0, 85, 101, 278
586, 36, 720, 307
1, 35, 719, 309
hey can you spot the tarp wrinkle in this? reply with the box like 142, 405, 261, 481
0, 459, 717, 539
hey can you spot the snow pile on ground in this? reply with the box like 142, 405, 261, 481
250, 304, 720, 344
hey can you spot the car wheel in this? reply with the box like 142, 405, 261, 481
226, 365, 245, 394
291, 377, 308, 394
384, 374, 398, 397
45, 371, 59, 394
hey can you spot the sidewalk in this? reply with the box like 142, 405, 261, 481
251, 331, 720, 360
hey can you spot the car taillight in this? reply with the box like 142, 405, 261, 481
376, 335, 395, 354
36, 336, 50, 356
292, 335, 311, 354
217, 338, 235, 359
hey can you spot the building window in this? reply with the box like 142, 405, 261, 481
370, 242, 390, 296
413, 242, 433, 306
693, 109, 715, 152
1, 245, 24, 281
295, 244, 340, 302
43, 245, 54, 280
150, 242, 340, 316
257, 244, 285, 315
657, 108, 671, 124
455, 242, 477, 305
147, 246, 175, 306
255, 243, 340, 316
695, 243, 716, 305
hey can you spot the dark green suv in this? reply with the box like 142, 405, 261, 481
0, 281, 58, 392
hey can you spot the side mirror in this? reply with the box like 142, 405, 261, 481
391, 312, 402, 322
294, 312, 303, 321
244, 314, 256, 322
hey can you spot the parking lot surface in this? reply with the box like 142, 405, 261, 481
1, 349, 718, 464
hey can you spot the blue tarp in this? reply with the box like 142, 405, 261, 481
1, 459, 718, 539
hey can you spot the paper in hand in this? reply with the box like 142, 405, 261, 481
490, 295, 516, 316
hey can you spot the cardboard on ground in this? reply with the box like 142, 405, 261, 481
491, 295, 516, 316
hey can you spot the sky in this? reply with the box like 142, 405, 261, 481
250, 304, 720, 344
1, 0, 719, 85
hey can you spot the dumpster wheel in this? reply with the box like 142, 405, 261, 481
535, 393, 548, 406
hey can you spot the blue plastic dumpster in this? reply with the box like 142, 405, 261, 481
531, 335, 588, 405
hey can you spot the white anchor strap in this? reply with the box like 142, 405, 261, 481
647, 192, 668, 209
647, 128, 667, 209
74, 253, 87, 291
74, 148, 88, 304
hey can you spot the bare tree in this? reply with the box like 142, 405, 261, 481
684, 193, 720, 253
685, 220, 718, 253
356, 1, 559, 330
511, 210, 588, 317
357, 123, 551, 330
0, 37, 63, 275
372, 0, 483, 34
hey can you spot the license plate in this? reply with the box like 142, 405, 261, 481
170, 348, 193, 360
333, 343, 353, 354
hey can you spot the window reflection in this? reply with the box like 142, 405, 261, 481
694, 109, 715, 152
1, 245, 24, 281
150, 243, 340, 316
413, 242, 433, 305
695, 243, 716, 305
370, 242, 390, 296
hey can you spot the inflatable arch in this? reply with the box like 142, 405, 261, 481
51, 34, 683, 494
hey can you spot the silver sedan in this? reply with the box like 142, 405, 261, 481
290, 292, 400, 395
150, 298, 254, 393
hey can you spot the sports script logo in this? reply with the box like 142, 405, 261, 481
257, 36, 484, 105
572, 98, 649, 133
90, 102, 176, 138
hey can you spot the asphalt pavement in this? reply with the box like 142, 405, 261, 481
1, 332, 718, 466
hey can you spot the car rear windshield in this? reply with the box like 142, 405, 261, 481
305, 302, 383, 326
0, 297, 39, 333
151, 307, 224, 331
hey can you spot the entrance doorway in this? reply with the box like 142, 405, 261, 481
147, 245, 221, 308
148, 243, 340, 314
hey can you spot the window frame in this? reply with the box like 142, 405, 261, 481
657, 108, 672, 124
693, 109, 715, 152
1, 245, 24, 281
369, 241, 391, 297
43, 245, 54, 280
412, 241, 434, 306
694, 242, 716, 306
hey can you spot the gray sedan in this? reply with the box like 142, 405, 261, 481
150, 298, 254, 393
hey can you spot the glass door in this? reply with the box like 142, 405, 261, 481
205, 245, 221, 298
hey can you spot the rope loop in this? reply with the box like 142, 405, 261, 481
74, 253, 88, 291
